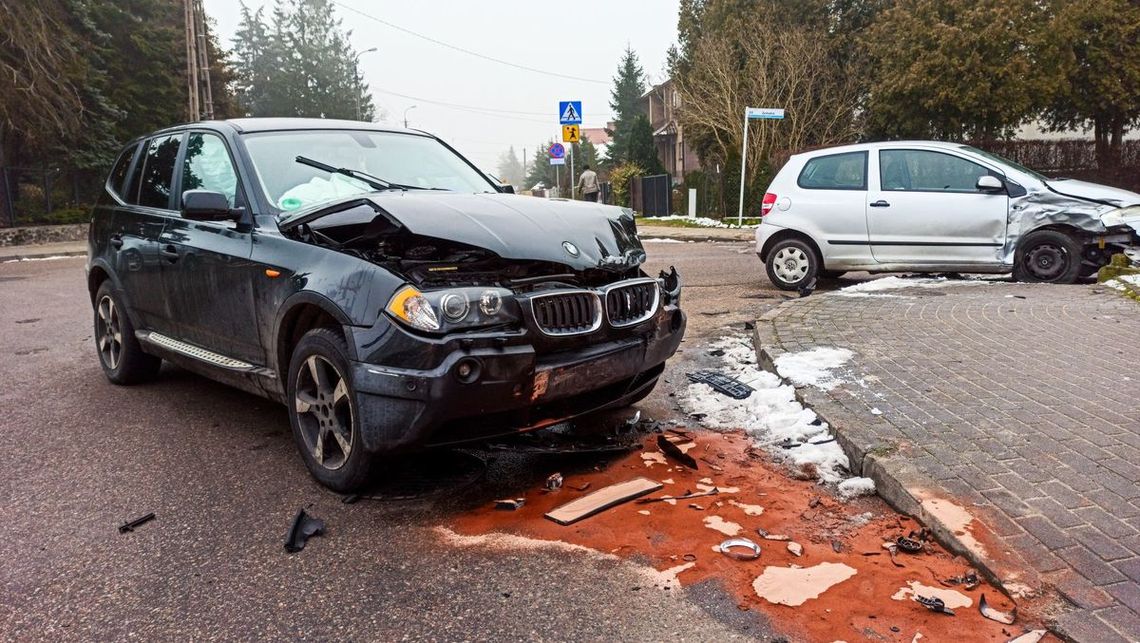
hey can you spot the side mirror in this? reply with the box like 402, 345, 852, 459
182, 190, 239, 221
976, 175, 1005, 193
500, 184, 515, 194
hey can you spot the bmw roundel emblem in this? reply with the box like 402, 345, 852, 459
562, 241, 580, 257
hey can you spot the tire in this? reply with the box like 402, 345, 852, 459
820, 270, 847, 280
286, 327, 376, 492
94, 281, 161, 384
1013, 230, 1083, 284
765, 238, 819, 291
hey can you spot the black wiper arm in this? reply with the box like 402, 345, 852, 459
295, 155, 392, 191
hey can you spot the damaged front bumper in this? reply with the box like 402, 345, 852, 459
345, 273, 686, 453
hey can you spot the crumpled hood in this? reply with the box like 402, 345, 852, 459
1046, 179, 1140, 207
295, 191, 647, 271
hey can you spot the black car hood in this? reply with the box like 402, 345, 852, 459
282, 192, 646, 271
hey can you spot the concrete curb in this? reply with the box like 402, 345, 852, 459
0, 248, 86, 262
751, 306, 1068, 638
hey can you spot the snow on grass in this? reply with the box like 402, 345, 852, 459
1106, 274, 1140, 291
773, 347, 854, 391
678, 335, 855, 485
640, 214, 758, 229
643, 238, 685, 243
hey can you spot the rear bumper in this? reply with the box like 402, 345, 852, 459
755, 222, 785, 260
348, 303, 686, 453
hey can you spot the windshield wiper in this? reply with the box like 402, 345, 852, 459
295, 155, 393, 191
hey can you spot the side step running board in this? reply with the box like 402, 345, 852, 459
139, 331, 254, 371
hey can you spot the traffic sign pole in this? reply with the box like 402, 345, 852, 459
737, 107, 785, 225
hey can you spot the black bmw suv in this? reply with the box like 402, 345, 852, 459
87, 118, 685, 491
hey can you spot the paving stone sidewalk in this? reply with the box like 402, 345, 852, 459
756, 279, 1140, 641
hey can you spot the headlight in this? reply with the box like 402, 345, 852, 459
386, 285, 517, 333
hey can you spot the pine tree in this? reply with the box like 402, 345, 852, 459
607, 46, 647, 165
496, 146, 524, 186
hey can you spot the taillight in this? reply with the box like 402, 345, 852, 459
761, 193, 777, 216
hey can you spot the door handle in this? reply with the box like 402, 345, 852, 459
110, 234, 123, 249
160, 244, 180, 262
870, 200, 891, 208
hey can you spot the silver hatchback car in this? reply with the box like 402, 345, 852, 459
755, 141, 1140, 290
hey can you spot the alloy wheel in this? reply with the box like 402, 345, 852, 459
1025, 243, 1068, 281
294, 355, 354, 470
773, 247, 810, 284
96, 295, 122, 370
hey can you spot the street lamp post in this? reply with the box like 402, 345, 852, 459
352, 47, 378, 121
403, 105, 418, 129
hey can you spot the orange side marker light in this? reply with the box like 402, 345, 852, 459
265, 269, 281, 278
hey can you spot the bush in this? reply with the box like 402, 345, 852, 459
609, 162, 644, 208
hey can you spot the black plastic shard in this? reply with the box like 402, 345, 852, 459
284, 509, 325, 553
979, 593, 1016, 624
118, 512, 155, 533
657, 434, 699, 469
686, 371, 753, 400
916, 595, 955, 615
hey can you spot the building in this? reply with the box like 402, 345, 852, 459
640, 78, 701, 182
579, 125, 613, 160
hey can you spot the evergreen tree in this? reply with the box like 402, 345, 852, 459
233, 0, 375, 120
607, 46, 647, 164
496, 146, 525, 187
627, 115, 664, 175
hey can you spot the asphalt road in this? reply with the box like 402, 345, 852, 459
0, 242, 806, 641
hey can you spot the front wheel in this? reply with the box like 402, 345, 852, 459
1013, 230, 1083, 284
765, 238, 819, 291
286, 328, 376, 492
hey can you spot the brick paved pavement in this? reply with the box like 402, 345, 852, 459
755, 279, 1140, 641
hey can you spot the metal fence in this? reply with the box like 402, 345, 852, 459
0, 167, 98, 227
630, 174, 672, 217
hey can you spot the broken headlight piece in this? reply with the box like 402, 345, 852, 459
386, 285, 518, 332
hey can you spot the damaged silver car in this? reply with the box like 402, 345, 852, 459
754, 141, 1140, 289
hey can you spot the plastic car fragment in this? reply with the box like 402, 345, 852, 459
284, 509, 325, 553
686, 370, 753, 399
915, 595, 955, 615
718, 537, 762, 560
118, 512, 155, 533
979, 593, 1016, 624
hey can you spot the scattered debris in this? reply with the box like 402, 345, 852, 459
284, 509, 325, 553
787, 542, 803, 557
495, 498, 526, 511
752, 562, 858, 606
656, 434, 699, 469
941, 569, 979, 590
682, 553, 697, 562
808, 496, 821, 509
893, 581, 973, 609
688, 503, 705, 511
883, 542, 905, 567
637, 510, 650, 516
341, 494, 360, 504
743, 321, 755, 330
704, 515, 743, 536
755, 527, 790, 541
545, 473, 564, 491
641, 452, 668, 467
718, 537, 762, 560
571, 482, 591, 492
1006, 631, 1046, 643
915, 595, 955, 615
979, 594, 1016, 624
895, 535, 925, 553
831, 540, 844, 553
798, 276, 817, 298
545, 478, 662, 525
871, 407, 883, 416
625, 410, 641, 426
117, 512, 155, 534
637, 487, 719, 504
700, 310, 731, 317
686, 370, 754, 400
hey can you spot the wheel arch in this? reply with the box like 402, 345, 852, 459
274, 293, 353, 382
760, 229, 825, 267
87, 265, 111, 306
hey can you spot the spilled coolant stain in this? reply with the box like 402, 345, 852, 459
751, 562, 858, 606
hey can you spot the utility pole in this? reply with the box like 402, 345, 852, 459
184, 0, 214, 121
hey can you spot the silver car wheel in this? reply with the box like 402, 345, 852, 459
96, 295, 122, 370
294, 355, 354, 470
772, 247, 810, 284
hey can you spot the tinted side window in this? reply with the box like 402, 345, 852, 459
182, 133, 239, 207
136, 134, 182, 209
107, 144, 138, 199
797, 152, 867, 190
880, 150, 991, 192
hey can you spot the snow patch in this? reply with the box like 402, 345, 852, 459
643, 238, 685, 243
752, 562, 858, 606
773, 347, 854, 390
837, 477, 876, 501
640, 214, 756, 229
2, 254, 82, 263
838, 276, 997, 293
677, 335, 854, 483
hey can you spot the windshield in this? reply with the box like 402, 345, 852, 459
242, 129, 497, 211
959, 145, 1049, 182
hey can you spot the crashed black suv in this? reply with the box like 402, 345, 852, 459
87, 118, 685, 491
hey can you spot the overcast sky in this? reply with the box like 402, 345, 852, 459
202, 0, 680, 171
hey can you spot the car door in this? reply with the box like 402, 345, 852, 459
159, 131, 264, 365
867, 149, 1008, 264
791, 151, 871, 263
112, 134, 182, 332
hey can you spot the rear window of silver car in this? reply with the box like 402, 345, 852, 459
797, 151, 867, 190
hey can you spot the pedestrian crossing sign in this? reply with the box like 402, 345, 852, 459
562, 125, 580, 143
558, 101, 582, 125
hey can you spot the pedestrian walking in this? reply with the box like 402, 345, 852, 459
577, 165, 600, 202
